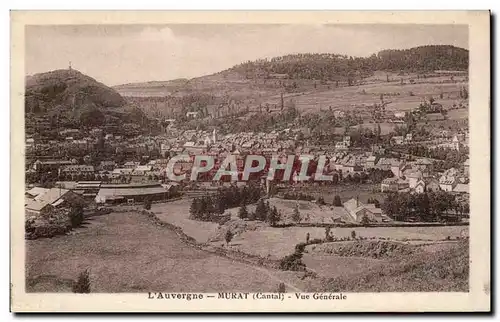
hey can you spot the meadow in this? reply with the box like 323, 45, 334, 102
26, 210, 306, 293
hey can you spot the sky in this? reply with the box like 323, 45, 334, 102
25, 24, 468, 86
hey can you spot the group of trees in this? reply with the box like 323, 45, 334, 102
342, 168, 394, 185
238, 199, 281, 226
407, 144, 469, 171
189, 185, 262, 222
282, 192, 315, 201
382, 191, 469, 222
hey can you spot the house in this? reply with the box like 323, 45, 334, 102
95, 183, 170, 204
414, 180, 426, 194
342, 158, 362, 174
439, 175, 457, 192
371, 144, 385, 155
405, 133, 413, 143
25, 188, 81, 217
25, 187, 50, 199
343, 198, 385, 223
333, 110, 345, 118
365, 155, 378, 169
453, 183, 469, 194
414, 158, 433, 172
394, 112, 406, 119
425, 178, 440, 192
111, 168, 134, 178
186, 111, 199, 119
123, 161, 140, 169
343, 136, 351, 147
26, 138, 35, 149
59, 165, 95, 177
390, 159, 405, 178
381, 177, 410, 192
464, 159, 470, 177
133, 165, 153, 176
376, 158, 392, 171
99, 161, 116, 171
335, 141, 349, 150
413, 178, 440, 194
406, 170, 423, 189
73, 181, 102, 199
32, 159, 76, 172
391, 136, 404, 145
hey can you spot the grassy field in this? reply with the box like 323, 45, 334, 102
227, 225, 467, 261
26, 211, 308, 293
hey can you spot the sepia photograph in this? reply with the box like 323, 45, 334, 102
11, 10, 490, 312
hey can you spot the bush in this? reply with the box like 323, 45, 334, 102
279, 252, 306, 271
277, 282, 286, 293
225, 230, 233, 245
238, 205, 248, 219
72, 269, 91, 293
295, 243, 306, 253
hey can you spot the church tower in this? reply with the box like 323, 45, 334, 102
212, 128, 217, 144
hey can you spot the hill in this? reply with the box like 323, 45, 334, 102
25, 69, 126, 113
25, 69, 151, 129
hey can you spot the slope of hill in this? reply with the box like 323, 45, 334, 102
321, 240, 469, 292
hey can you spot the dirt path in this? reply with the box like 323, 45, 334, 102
253, 266, 303, 292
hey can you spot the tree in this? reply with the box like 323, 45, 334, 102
351, 230, 357, 239
69, 203, 84, 228
306, 232, 310, 244
189, 198, 200, 220
238, 205, 248, 219
143, 198, 152, 210
316, 196, 325, 205
277, 282, 286, 293
225, 230, 233, 245
267, 206, 280, 227
324, 227, 331, 241
333, 195, 342, 207
255, 199, 268, 221
361, 214, 370, 226
292, 205, 301, 223
72, 269, 91, 293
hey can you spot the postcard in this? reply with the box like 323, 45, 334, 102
11, 10, 490, 312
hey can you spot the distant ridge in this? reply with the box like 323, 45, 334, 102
114, 45, 468, 89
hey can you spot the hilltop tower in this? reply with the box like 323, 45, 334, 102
68, 61, 72, 70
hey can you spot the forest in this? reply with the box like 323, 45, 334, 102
231, 45, 468, 81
